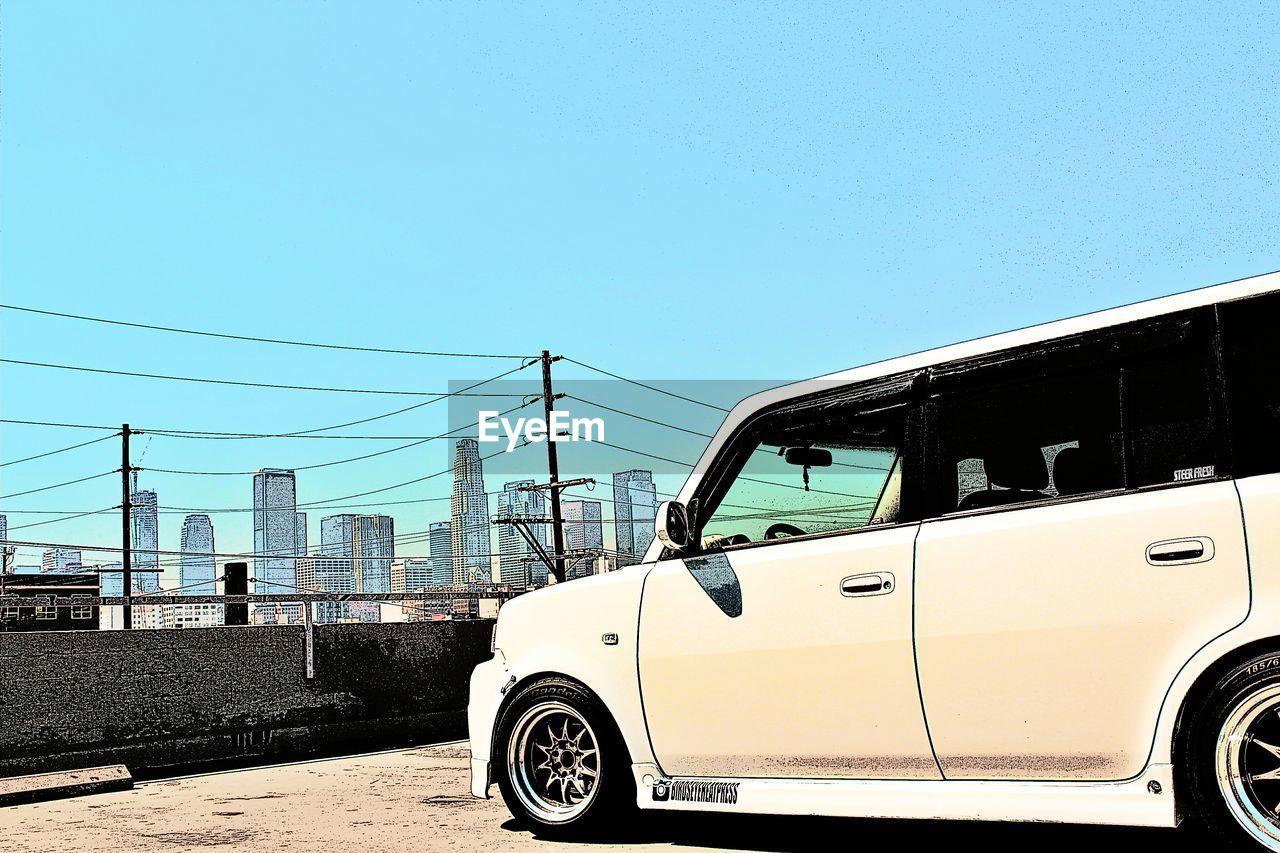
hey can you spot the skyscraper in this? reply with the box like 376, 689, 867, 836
496, 480, 547, 589
179, 514, 216, 595
613, 469, 657, 566
428, 521, 453, 585
561, 500, 604, 580
42, 548, 82, 572
253, 468, 303, 623
0, 514, 13, 572
450, 439, 491, 584
353, 514, 394, 594
130, 471, 160, 592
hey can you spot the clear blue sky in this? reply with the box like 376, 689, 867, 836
2, 2, 1278, 578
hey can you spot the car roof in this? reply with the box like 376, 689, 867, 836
672, 269, 1280, 509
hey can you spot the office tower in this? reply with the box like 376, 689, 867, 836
130, 471, 160, 592
297, 555, 355, 623
41, 547, 83, 572
296, 513, 308, 556
561, 500, 604, 580
613, 469, 657, 566
428, 521, 453, 585
496, 480, 547, 589
179, 515, 216, 595
97, 562, 125, 630
253, 468, 302, 623
353, 514, 394, 594
390, 559, 433, 593
0, 514, 12, 571
450, 439, 491, 584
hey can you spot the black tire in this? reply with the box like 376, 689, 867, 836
494, 676, 635, 839
1185, 651, 1280, 851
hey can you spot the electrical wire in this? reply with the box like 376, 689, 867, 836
0, 470, 119, 500
0, 303, 536, 359
0, 433, 120, 468
561, 357, 733, 413
0, 357, 530, 398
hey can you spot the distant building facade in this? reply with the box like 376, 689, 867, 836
612, 469, 657, 566
451, 439, 492, 584
428, 521, 453, 585
253, 468, 304, 624
179, 514, 216, 595
496, 480, 547, 589
561, 500, 604, 580
41, 548, 82, 573
0, 573, 99, 632
130, 471, 160, 593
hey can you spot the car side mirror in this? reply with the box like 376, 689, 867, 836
655, 500, 693, 553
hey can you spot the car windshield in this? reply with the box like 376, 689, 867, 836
699, 403, 906, 547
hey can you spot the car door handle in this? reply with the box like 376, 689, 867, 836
1146, 537, 1215, 566
841, 572, 895, 597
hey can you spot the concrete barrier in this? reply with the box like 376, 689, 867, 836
0, 620, 493, 779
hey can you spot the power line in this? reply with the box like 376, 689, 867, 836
0, 303, 535, 359
561, 357, 733, 413
0, 432, 120, 467
142, 361, 537, 439
564, 394, 715, 438
0, 470, 119, 500
4, 506, 121, 531
0, 418, 119, 431
0, 357, 531, 398
0, 362, 535, 441
141, 401, 538, 476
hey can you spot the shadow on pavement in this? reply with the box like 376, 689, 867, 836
512, 813, 1206, 852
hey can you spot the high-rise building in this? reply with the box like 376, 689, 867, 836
130, 471, 160, 592
428, 521, 453, 585
353, 514, 394, 594
297, 555, 355, 623
613, 469, 658, 566
496, 480, 547, 589
253, 468, 303, 623
296, 512, 308, 555
561, 500, 604, 580
0, 514, 13, 572
179, 515, 216, 595
450, 439, 491, 585
42, 547, 82, 572
390, 559, 433, 593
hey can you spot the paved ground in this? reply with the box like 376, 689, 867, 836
0, 743, 1211, 852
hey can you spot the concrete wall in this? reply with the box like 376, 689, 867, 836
0, 620, 493, 778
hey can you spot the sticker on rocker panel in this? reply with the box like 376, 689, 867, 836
652, 779, 740, 805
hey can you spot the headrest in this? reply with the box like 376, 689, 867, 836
1053, 445, 1114, 496
985, 445, 1049, 491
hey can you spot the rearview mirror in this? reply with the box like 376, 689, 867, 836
784, 446, 832, 468
655, 500, 693, 552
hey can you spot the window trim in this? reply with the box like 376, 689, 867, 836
678, 374, 928, 558
921, 305, 1230, 521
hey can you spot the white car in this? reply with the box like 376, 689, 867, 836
470, 271, 1280, 851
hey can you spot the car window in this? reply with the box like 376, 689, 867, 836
1221, 291, 1280, 477
934, 367, 1125, 514
700, 403, 908, 547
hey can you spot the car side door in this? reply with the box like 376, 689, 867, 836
637, 381, 941, 780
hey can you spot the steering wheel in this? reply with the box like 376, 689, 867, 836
764, 522, 806, 540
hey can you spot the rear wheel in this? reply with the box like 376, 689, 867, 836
495, 677, 634, 838
1187, 653, 1280, 850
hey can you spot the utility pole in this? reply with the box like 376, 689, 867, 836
540, 351, 567, 583
120, 424, 133, 630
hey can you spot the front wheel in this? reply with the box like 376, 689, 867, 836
1187, 653, 1280, 850
494, 677, 634, 838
